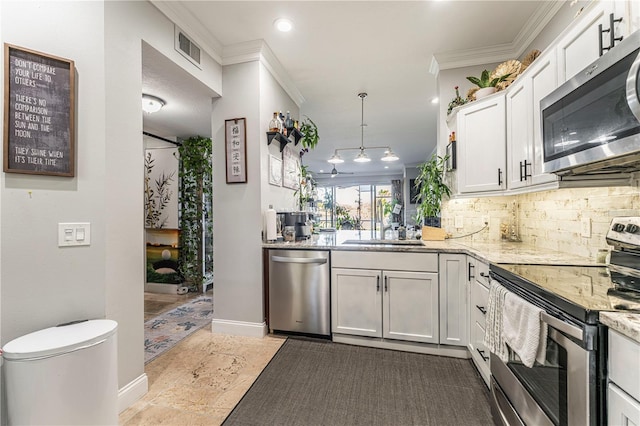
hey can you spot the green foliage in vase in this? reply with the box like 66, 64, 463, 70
144, 152, 176, 229
466, 70, 512, 88
414, 154, 451, 226
178, 136, 213, 292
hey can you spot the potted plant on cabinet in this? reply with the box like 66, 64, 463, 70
466, 69, 512, 100
414, 154, 451, 237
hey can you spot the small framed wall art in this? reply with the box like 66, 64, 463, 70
225, 117, 247, 183
4, 44, 75, 176
269, 154, 282, 186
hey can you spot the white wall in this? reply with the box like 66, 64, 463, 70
1, 1, 222, 414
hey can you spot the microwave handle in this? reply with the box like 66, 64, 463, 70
627, 49, 640, 122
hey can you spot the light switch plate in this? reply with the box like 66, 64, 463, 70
58, 223, 91, 247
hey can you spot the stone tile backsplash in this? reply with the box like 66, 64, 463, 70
441, 183, 640, 260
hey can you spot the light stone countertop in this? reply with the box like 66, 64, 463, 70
599, 312, 640, 344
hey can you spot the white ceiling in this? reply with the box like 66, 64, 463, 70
143, 1, 561, 176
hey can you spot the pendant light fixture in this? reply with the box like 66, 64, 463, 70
327, 92, 399, 164
142, 94, 165, 114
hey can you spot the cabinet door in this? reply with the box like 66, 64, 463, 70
331, 268, 382, 337
457, 94, 506, 193
556, 2, 620, 83
506, 79, 532, 190
382, 270, 439, 344
466, 256, 477, 352
608, 383, 640, 426
439, 254, 468, 346
529, 50, 559, 186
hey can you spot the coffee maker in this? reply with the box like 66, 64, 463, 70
284, 212, 311, 240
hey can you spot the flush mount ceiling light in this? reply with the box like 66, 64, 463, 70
142, 94, 165, 114
327, 92, 400, 165
274, 18, 293, 32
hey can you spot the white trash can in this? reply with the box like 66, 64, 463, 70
3, 319, 118, 425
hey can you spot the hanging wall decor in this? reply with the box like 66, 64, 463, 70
282, 144, 300, 190
225, 117, 247, 183
4, 44, 75, 176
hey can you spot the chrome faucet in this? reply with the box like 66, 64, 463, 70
380, 223, 393, 240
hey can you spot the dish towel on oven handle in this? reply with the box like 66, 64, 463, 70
502, 291, 548, 368
483, 280, 510, 363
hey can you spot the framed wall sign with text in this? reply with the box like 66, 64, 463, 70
4, 44, 75, 176
225, 118, 247, 184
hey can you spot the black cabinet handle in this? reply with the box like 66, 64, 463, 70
519, 161, 524, 182
599, 23, 610, 56
520, 160, 531, 181
476, 348, 489, 362
480, 272, 490, 281
609, 13, 623, 48
498, 168, 503, 186
476, 305, 487, 315
376, 275, 380, 292
468, 262, 475, 281
384, 275, 388, 292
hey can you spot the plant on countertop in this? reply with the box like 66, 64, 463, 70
178, 136, 213, 292
466, 69, 512, 88
414, 154, 451, 228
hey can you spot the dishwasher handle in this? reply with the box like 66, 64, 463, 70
271, 255, 328, 265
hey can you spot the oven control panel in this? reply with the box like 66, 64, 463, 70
606, 217, 640, 249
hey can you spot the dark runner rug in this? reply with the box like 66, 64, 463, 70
144, 295, 212, 364
223, 338, 493, 426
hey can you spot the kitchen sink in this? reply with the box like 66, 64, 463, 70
342, 239, 423, 246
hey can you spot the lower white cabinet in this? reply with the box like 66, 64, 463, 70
439, 254, 468, 346
467, 255, 491, 386
331, 267, 439, 344
608, 329, 640, 425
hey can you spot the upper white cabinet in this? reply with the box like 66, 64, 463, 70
457, 93, 506, 194
507, 49, 558, 190
556, 1, 632, 84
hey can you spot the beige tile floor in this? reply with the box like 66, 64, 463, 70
121, 293, 285, 425
143, 290, 207, 322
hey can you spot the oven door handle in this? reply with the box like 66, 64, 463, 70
540, 311, 583, 341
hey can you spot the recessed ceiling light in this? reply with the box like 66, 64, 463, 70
274, 18, 293, 32
384, 166, 389, 169
431, 97, 439, 104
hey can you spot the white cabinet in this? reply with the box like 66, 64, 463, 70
556, 1, 630, 84
457, 93, 506, 193
507, 50, 558, 190
608, 330, 640, 425
467, 256, 491, 386
331, 251, 439, 344
439, 254, 467, 347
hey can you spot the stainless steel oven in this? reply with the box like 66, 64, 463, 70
488, 216, 640, 426
489, 270, 600, 426
541, 29, 640, 176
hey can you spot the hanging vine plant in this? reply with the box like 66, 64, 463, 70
178, 136, 213, 292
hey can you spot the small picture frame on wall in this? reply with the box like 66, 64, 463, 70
269, 154, 282, 186
446, 140, 457, 171
225, 118, 247, 184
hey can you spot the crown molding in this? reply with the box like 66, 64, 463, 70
434, 0, 564, 70
150, 1, 223, 64
223, 40, 305, 107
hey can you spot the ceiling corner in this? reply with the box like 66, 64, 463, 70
259, 43, 305, 107
149, 0, 224, 64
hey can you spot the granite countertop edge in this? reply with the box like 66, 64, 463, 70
599, 312, 640, 344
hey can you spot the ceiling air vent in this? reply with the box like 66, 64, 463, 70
174, 26, 202, 69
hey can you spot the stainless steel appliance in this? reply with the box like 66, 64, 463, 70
489, 216, 640, 426
268, 249, 330, 337
284, 212, 312, 240
541, 29, 640, 176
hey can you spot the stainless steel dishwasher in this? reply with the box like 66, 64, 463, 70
268, 249, 330, 337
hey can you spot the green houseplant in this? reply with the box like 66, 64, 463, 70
466, 70, 512, 99
414, 154, 451, 228
299, 116, 319, 150
178, 136, 213, 292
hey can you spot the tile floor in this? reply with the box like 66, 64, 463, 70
143, 290, 207, 322
120, 293, 285, 425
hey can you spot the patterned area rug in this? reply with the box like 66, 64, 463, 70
144, 295, 213, 364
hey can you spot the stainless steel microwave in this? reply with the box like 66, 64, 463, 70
541, 29, 640, 176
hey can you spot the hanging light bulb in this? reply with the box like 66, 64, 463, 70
354, 147, 371, 163
327, 151, 344, 164
381, 149, 399, 162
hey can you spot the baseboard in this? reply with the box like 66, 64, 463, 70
332, 334, 471, 359
211, 318, 268, 338
118, 373, 148, 413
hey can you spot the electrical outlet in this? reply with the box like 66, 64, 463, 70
482, 216, 489, 226
455, 216, 464, 229
581, 218, 591, 238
